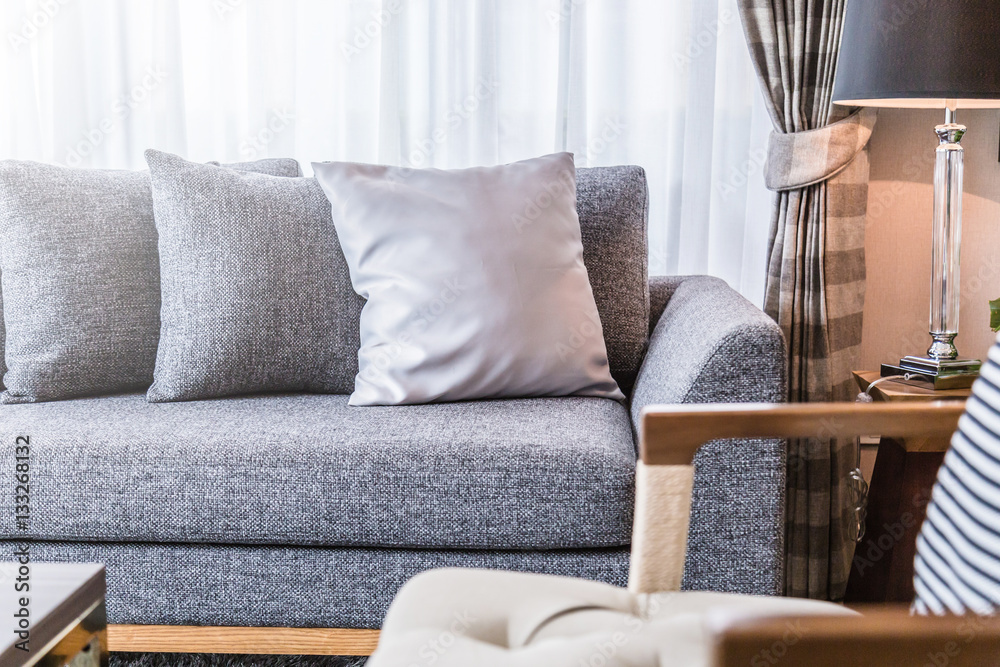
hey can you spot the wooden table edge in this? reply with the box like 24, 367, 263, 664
853, 370, 971, 402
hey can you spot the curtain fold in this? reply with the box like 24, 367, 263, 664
737, 0, 875, 599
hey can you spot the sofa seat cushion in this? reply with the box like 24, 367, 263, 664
0, 394, 635, 550
16, 541, 630, 627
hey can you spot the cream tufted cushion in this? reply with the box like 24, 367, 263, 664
368, 569, 857, 666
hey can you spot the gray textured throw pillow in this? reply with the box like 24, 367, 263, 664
145, 150, 358, 402
0, 157, 301, 404
312, 152, 624, 406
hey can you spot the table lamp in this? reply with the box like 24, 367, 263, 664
832, 1, 1000, 389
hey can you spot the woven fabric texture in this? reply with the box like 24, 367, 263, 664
0, 290, 4, 389
631, 275, 787, 595
647, 275, 685, 335
739, 0, 875, 600
0, 158, 300, 404
0, 161, 645, 403
313, 153, 622, 405
765, 108, 877, 191
11, 540, 630, 628
0, 392, 635, 549
145, 150, 363, 402
575, 166, 649, 392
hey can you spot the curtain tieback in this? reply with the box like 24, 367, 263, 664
765, 108, 878, 192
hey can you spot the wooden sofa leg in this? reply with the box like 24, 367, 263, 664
107, 625, 380, 656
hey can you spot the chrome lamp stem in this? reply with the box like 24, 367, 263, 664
928, 107, 965, 360
885, 105, 982, 388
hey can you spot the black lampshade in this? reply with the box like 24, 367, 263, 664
832, 1, 1000, 109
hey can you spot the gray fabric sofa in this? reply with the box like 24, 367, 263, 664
0, 166, 785, 629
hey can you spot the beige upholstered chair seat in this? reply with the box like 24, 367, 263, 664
367, 569, 854, 667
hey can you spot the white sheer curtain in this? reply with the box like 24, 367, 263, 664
0, 0, 772, 303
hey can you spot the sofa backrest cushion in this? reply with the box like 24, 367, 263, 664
0, 161, 649, 400
145, 150, 359, 402
576, 166, 650, 392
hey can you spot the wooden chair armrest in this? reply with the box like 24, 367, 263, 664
630, 401, 964, 595
711, 607, 1000, 666
640, 402, 966, 465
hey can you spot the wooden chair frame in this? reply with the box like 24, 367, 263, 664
642, 401, 1000, 666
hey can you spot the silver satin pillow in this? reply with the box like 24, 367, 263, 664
312, 152, 623, 406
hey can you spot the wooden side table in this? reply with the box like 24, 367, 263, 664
0, 562, 107, 666
843, 371, 969, 603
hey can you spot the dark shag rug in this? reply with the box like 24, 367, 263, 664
110, 654, 367, 666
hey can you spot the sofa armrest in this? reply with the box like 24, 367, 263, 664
631, 276, 787, 596
633, 276, 786, 415
647, 275, 687, 335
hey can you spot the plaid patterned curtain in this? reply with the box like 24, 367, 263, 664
737, 0, 877, 599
